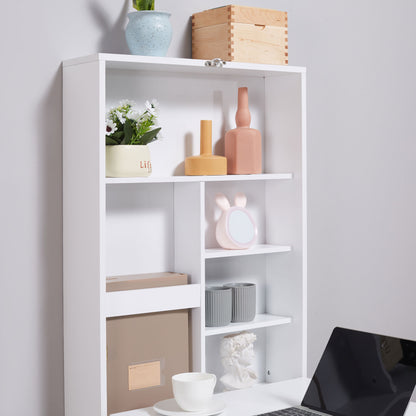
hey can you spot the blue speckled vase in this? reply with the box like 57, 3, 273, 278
125, 11, 172, 56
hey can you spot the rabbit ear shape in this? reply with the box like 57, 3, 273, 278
216, 193, 231, 211
234, 192, 247, 208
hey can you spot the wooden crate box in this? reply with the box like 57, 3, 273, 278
192, 5, 288, 65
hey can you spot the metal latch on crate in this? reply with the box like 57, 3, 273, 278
205, 58, 226, 68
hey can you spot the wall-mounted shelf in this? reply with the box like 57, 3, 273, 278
63, 53, 306, 416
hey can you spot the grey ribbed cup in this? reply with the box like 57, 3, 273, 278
224, 283, 256, 322
205, 286, 232, 327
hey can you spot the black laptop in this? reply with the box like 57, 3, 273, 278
260, 327, 416, 416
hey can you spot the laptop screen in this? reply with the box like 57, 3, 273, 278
301, 327, 416, 416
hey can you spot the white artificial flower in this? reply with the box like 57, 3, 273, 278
106, 119, 117, 135
126, 109, 141, 121
144, 100, 155, 115
145, 99, 160, 117
151, 98, 160, 112
115, 110, 126, 124
119, 99, 135, 108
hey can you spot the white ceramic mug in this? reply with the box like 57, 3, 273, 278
172, 372, 217, 412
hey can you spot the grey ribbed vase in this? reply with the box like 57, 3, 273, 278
224, 283, 256, 322
205, 286, 232, 327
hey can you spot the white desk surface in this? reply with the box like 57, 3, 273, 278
113, 377, 416, 416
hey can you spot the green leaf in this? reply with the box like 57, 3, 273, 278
112, 131, 124, 141
121, 120, 134, 144
133, 0, 154, 10
138, 127, 161, 145
106, 137, 119, 145
105, 131, 124, 145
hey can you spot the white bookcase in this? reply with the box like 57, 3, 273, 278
63, 53, 306, 416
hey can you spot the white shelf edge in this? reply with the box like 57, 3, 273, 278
105, 284, 201, 318
204, 314, 292, 336
106, 173, 292, 185
205, 244, 292, 259
63, 53, 306, 75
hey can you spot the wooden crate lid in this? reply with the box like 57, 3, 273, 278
192, 5, 287, 29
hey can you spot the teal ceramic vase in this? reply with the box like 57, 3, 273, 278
125, 11, 172, 56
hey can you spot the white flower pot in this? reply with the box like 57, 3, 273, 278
106, 145, 152, 177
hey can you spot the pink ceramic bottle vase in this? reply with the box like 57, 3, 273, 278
225, 87, 262, 174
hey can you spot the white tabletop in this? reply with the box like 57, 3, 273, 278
112, 377, 416, 416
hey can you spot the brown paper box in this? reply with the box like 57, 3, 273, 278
106, 272, 188, 292
107, 310, 190, 415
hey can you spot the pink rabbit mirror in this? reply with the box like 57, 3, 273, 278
215, 192, 257, 249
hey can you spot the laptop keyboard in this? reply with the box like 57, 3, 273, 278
257, 407, 318, 416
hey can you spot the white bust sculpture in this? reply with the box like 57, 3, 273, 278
220, 331, 257, 390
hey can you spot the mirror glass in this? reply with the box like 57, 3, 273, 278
228, 210, 255, 244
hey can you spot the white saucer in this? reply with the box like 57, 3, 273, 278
153, 397, 226, 416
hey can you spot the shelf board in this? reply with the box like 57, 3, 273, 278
106, 173, 292, 185
63, 53, 306, 78
105, 284, 201, 318
205, 314, 292, 336
205, 244, 291, 259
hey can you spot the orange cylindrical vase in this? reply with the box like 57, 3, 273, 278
185, 120, 227, 176
225, 87, 262, 174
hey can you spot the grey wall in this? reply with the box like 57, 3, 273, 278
297, 0, 416, 372
1, 1, 415, 415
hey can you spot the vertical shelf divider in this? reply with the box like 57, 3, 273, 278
173, 181, 206, 372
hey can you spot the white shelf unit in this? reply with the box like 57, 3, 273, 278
63, 53, 306, 416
